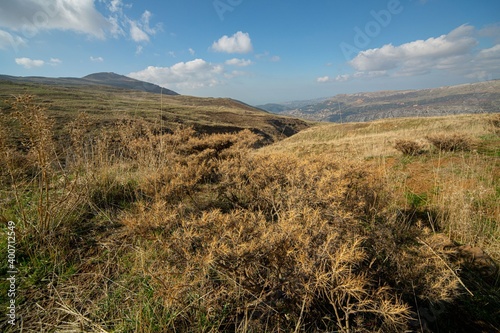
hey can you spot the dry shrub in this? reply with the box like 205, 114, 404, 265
394, 139, 427, 156
134, 206, 412, 332
426, 133, 473, 152
215, 153, 385, 222
121, 151, 467, 332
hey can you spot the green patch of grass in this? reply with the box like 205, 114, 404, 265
405, 191, 429, 209
477, 134, 500, 157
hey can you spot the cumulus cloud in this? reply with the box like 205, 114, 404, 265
128, 58, 225, 90
225, 58, 253, 67
212, 31, 253, 54
333, 24, 500, 82
349, 25, 477, 73
15, 57, 44, 68
0, 0, 110, 39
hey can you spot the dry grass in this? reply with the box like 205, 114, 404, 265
262, 114, 493, 159
0, 96, 498, 332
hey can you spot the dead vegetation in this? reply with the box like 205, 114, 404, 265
0, 96, 499, 332
394, 139, 427, 156
425, 133, 474, 152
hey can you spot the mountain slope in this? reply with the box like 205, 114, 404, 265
259, 80, 500, 122
0, 72, 178, 95
0, 79, 310, 142
82, 72, 178, 95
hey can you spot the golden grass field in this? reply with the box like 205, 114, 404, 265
0, 94, 499, 332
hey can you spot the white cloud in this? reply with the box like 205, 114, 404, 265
50, 58, 62, 65
15, 57, 44, 68
255, 51, 281, 62
107, 0, 123, 13
350, 25, 477, 73
126, 10, 161, 43
212, 31, 253, 54
108, 15, 125, 37
130, 20, 149, 42
0, 0, 110, 39
0, 1, 163, 44
189, 48, 195, 55
336, 24, 500, 81
225, 58, 253, 67
128, 58, 226, 90
317, 76, 331, 83
0, 29, 27, 50
90, 56, 104, 62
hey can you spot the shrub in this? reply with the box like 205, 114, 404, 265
394, 139, 427, 156
426, 133, 473, 152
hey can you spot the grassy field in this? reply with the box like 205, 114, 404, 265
0, 93, 499, 332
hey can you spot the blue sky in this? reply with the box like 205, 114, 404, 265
1, 0, 499, 105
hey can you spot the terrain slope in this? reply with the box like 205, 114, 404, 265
0, 79, 310, 141
259, 80, 500, 122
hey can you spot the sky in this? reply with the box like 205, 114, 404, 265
0, 0, 499, 105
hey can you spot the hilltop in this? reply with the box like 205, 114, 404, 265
258, 80, 500, 122
0, 72, 178, 95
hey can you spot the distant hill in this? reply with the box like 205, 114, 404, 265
258, 80, 500, 122
0, 79, 309, 142
0, 72, 178, 95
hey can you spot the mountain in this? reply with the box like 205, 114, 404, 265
0, 72, 178, 95
258, 80, 500, 122
82, 72, 178, 95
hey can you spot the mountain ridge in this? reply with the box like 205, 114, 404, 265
257, 80, 500, 122
0, 72, 178, 95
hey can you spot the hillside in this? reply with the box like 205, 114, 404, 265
259, 80, 500, 122
0, 72, 178, 95
0, 79, 310, 142
0, 92, 498, 332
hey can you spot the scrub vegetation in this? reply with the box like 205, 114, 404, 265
1, 95, 499, 332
